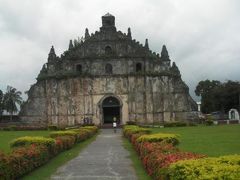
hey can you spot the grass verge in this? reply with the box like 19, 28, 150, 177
122, 137, 151, 180
0, 130, 51, 153
151, 124, 240, 157
22, 133, 99, 180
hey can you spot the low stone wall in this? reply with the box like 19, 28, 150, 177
214, 120, 240, 125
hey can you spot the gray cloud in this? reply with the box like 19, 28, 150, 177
0, 0, 239, 101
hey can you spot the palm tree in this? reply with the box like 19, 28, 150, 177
3, 86, 23, 121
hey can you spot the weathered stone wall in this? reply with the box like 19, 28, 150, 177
20, 74, 193, 127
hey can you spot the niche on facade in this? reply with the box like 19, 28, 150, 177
105, 46, 112, 55
105, 63, 113, 74
136, 62, 143, 72
76, 64, 82, 73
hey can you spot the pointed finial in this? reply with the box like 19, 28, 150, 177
127, 27, 132, 39
161, 45, 169, 59
171, 62, 180, 74
145, 39, 149, 49
172, 62, 177, 68
85, 28, 90, 39
69, 40, 74, 50
48, 46, 56, 62
50, 46, 55, 54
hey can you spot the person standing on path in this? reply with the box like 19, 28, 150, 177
113, 117, 117, 133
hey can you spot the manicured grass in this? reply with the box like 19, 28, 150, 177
22, 133, 98, 180
0, 130, 51, 153
151, 124, 240, 157
122, 138, 151, 180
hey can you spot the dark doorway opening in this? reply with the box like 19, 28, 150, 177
102, 97, 120, 124
103, 107, 120, 124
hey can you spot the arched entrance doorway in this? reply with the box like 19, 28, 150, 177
102, 96, 121, 124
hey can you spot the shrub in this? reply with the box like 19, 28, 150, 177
126, 121, 137, 125
136, 142, 204, 179
167, 155, 240, 180
48, 125, 58, 130
138, 142, 178, 158
147, 151, 204, 179
164, 121, 187, 127
137, 133, 180, 146
9, 144, 50, 178
53, 136, 76, 153
123, 125, 206, 180
205, 115, 214, 126
10, 136, 55, 149
2, 125, 17, 131
0, 126, 98, 179
50, 131, 78, 141
0, 151, 12, 179
205, 120, 213, 126
123, 125, 151, 139
73, 129, 91, 141
187, 122, 197, 126
50, 127, 98, 143
80, 126, 98, 134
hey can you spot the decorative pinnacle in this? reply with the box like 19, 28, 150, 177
171, 62, 180, 74
48, 46, 56, 62
69, 40, 74, 50
127, 27, 132, 39
161, 45, 169, 59
85, 28, 90, 39
49, 46, 55, 54
145, 39, 149, 49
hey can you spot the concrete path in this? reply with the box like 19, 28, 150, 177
51, 129, 138, 180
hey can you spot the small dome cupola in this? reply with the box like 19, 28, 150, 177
100, 13, 116, 32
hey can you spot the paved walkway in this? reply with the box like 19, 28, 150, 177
51, 129, 137, 180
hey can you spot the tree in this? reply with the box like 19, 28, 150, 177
3, 86, 23, 121
221, 81, 240, 111
195, 80, 221, 113
195, 80, 240, 114
0, 90, 3, 117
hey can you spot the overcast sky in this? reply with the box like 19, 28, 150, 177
0, 0, 239, 101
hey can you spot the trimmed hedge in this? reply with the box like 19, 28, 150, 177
163, 121, 187, 127
48, 125, 58, 130
10, 145, 50, 177
0, 145, 50, 178
10, 136, 55, 149
123, 125, 240, 180
50, 130, 78, 138
0, 126, 98, 179
0, 151, 12, 179
123, 125, 204, 179
133, 140, 203, 179
80, 126, 98, 132
54, 136, 76, 153
136, 133, 180, 146
49, 130, 79, 143
167, 155, 240, 180
123, 125, 151, 139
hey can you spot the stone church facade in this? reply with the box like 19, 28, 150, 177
20, 13, 197, 128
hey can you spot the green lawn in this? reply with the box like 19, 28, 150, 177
151, 124, 240, 157
0, 130, 51, 153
